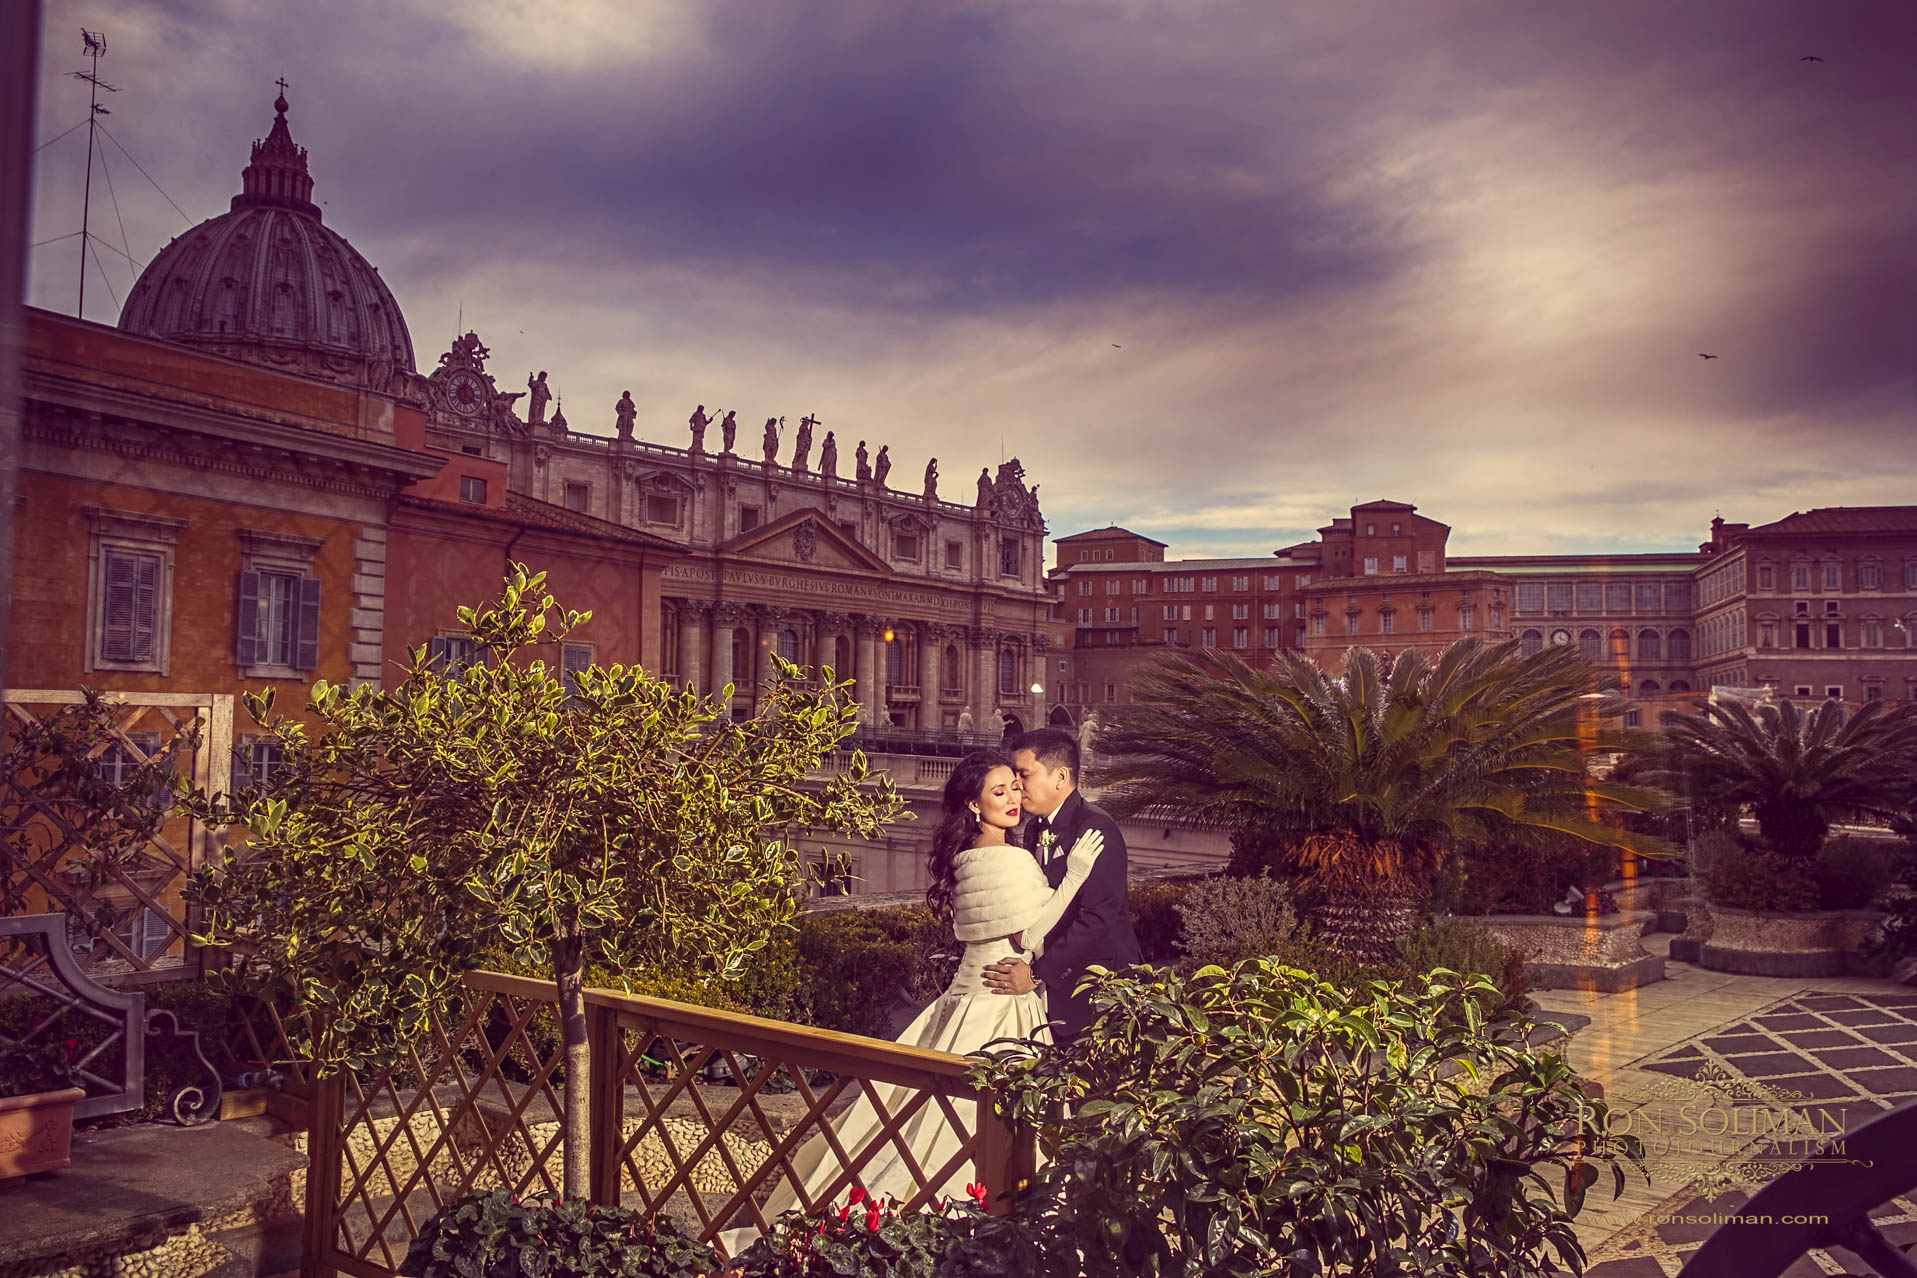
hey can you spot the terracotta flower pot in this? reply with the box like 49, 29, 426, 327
0, 1087, 86, 1186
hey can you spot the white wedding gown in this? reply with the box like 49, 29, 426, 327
719, 840, 1077, 1253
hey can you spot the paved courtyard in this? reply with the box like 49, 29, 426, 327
1531, 935, 1917, 1276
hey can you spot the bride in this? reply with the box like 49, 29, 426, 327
721, 749, 1102, 1252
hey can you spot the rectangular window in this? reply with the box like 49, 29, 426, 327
1077, 608, 1093, 623
428, 635, 488, 674
1379, 612, 1395, 634
1103, 579, 1118, 595
1296, 574, 1312, 587
646, 494, 680, 524
1546, 582, 1573, 612
1232, 628, 1248, 648
1605, 582, 1632, 612
230, 736, 287, 795
1664, 581, 1690, 612
1392, 555, 1407, 574
1757, 563, 1775, 591
1795, 623, 1811, 648
1860, 561, 1881, 590
1823, 562, 1842, 591
1079, 580, 1093, 596
738, 504, 762, 532
1104, 683, 1117, 702
1232, 603, 1249, 620
1133, 578, 1149, 594
564, 481, 591, 513
1263, 627, 1278, 647
1310, 614, 1326, 637
1294, 602, 1306, 619
1078, 550, 1089, 562
1000, 539, 1020, 575
1163, 628, 1178, 644
1575, 582, 1602, 613
237, 569, 321, 672
1204, 605, 1215, 621
1181, 605, 1192, 620
1418, 611, 1433, 632
1163, 604, 1177, 620
1865, 684, 1884, 702
460, 475, 487, 504
1263, 575, 1279, 590
1202, 577, 1217, 592
1201, 627, 1216, 646
1106, 607, 1120, 622
1826, 622, 1842, 649
895, 533, 920, 560
945, 540, 962, 570
1363, 557, 1379, 576
99, 549, 162, 665
1862, 619, 1884, 648
1514, 582, 1543, 613
1624, 709, 1642, 728
1826, 685, 1843, 699
561, 642, 594, 698
1489, 607, 1503, 628
1458, 606, 1475, 631
1344, 614, 1359, 636
1758, 620, 1777, 648
1635, 581, 1661, 612
1263, 603, 1280, 619
1795, 685, 1813, 697
1232, 575, 1249, 591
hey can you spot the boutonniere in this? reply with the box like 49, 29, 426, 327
1037, 829, 1058, 859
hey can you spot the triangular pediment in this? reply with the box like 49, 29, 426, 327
721, 509, 892, 573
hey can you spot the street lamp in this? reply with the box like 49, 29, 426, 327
1029, 681, 1044, 696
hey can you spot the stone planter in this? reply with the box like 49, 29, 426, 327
1698, 904, 1886, 977
1603, 877, 1691, 933
0, 1087, 85, 1186
1479, 910, 1663, 992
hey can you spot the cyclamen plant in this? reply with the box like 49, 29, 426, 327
729, 1183, 1057, 1277
399, 1189, 718, 1278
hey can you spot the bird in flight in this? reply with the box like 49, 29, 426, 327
1800, 55, 1823, 62
1698, 353, 1718, 360
1112, 343, 1122, 348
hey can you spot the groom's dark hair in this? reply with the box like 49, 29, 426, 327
1010, 727, 1078, 783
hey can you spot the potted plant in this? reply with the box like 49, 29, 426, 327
0, 1038, 87, 1186
730, 1184, 1054, 1277
400, 1188, 719, 1278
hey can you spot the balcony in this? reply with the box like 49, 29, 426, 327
887, 683, 922, 703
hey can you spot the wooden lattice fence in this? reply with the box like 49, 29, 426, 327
304, 970, 1033, 1276
2, 689, 233, 981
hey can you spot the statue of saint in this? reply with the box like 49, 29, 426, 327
762, 416, 780, 465
615, 391, 637, 440
720, 410, 738, 454
1078, 711, 1100, 766
976, 466, 993, 509
955, 705, 975, 734
793, 414, 817, 472
874, 445, 891, 487
855, 440, 872, 482
819, 431, 838, 479
526, 371, 551, 427
923, 457, 939, 501
689, 405, 710, 452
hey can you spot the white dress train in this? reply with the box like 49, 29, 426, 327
719, 841, 1084, 1253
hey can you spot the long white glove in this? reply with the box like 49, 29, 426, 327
1019, 830, 1103, 958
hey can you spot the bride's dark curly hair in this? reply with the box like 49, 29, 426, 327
924, 749, 1016, 928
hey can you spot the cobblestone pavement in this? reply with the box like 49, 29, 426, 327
1528, 935, 1917, 1277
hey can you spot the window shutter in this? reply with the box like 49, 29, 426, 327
137, 907, 174, 960
427, 637, 450, 670
237, 570, 262, 665
295, 575, 323, 670
102, 552, 138, 661
231, 743, 252, 792
132, 554, 159, 660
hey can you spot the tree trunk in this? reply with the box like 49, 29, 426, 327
1315, 875, 1421, 964
552, 925, 591, 1200
1753, 799, 1828, 863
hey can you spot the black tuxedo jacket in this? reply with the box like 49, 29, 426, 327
1023, 789, 1141, 1042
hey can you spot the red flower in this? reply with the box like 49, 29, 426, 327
847, 1186, 866, 1206
966, 1181, 990, 1207
864, 1206, 882, 1231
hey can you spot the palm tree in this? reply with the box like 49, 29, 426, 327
1640, 697, 1917, 862
1095, 638, 1676, 961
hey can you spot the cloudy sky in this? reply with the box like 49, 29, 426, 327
29, 0, 1916, 558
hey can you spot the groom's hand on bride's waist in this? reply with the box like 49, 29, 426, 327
982, 956, 1035, 996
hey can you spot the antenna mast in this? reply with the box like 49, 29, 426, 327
71, 29, 118, 319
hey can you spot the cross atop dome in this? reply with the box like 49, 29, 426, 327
234, 83, 318, 220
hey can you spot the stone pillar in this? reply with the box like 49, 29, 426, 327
677, 601, 704, 689
972, 626, 998, 730
856, 618, 880, 727
712, 602, 744, 697
919, 623, 941, 729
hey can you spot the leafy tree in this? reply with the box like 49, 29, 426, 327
186, 566, 901, 1195
1094, 639, 1675, 960
1639, 697, 1917, 862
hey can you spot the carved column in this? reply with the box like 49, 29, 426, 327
856, 617, 881, 727
813, 611, 848, 682
711, 602, 746, 697
677, 600, 706, 690
919, 622, 942, 728
971, 625, 998, 727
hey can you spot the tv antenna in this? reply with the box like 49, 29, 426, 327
70, 29, 119, 318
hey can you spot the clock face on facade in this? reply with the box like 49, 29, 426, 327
1550, 628, 1572, 647
444, 370, 488, 417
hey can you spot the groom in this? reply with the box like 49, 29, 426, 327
981, 727, 1141, 1043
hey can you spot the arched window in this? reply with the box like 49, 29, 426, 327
778, 629, 800, 662
1637, 628, 1661, 660
1578, 629, 1600, 659
731, 628, 751, 683
1607, 628, 1629, 659
1520, 629, 1543, 657
886, 638, 903, 684
1667, 628, 1692, 660
1668, 680, 1691, 693
1638, 679, 1661, 695
998, 647, 1018, 695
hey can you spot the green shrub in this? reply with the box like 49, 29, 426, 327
733, 1184, 1053, 1276
1816, 836, 1896, 910
1439, 840, 1619, 916
1128, 877, 1197, 964
973, 961, 1641, 1277
1398, 917, 1531, 1018
401, 1188, 716, 1278
1702, 844, 1819, 911
789, 906, 949, 1038
1176, 874, 1300, 967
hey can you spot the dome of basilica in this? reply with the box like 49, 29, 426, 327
118, 92, 414, 389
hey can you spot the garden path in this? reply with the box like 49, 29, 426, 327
1533, 934, 1917, 1276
